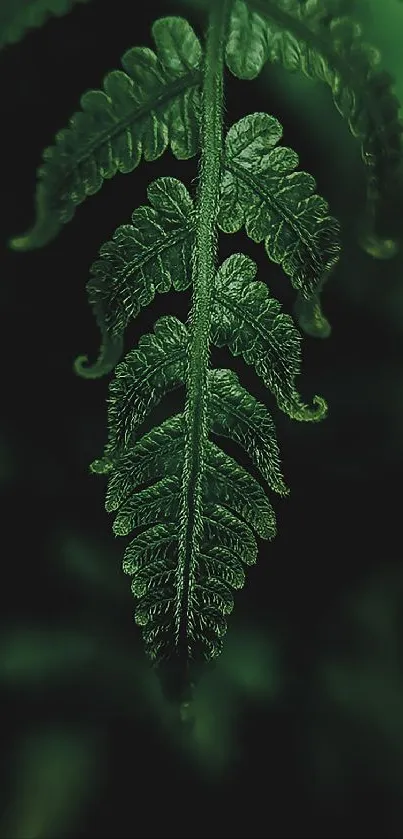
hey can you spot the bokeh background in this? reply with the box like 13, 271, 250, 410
1, 0, 403, 836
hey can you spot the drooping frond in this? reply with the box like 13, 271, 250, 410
0, 0, 92, 49
10, 16, 202, 251
92, 258, 325, 690
218, 112, 340, 335
226, 0, 403, 256
74, 177, 194, 376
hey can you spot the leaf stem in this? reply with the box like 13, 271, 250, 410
173, 0, 231, 692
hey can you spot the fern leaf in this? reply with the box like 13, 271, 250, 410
226, 0, 403, 254
218, 112, 340, 300
99, 412, 275, 538
89, 248, 329, 679
0, 0, 92, 49
203, 442, 276, 539
113, 476, 180, 536
202, 504, 258, 568
103, 315, 187, 456
76, 153, 337, 370
93, 307, 304, 677
10, 17, 202, 251
122, 523, 178, 578
74, 177, 194, 373
209, 367, 291, 491
212, 253, 328, 416
101, 414, 184, 511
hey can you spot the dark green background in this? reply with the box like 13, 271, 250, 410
1, 1, 403, 836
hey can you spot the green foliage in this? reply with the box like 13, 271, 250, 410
6, 0, 403, 699
0, 0, 92, 49
211, 253, 328, 417
1, 728, 95, 839
85, 177, 194, 338
74, 176, 194, 377
76, 151, 339, 377
90, 249, 325, 675
217, 112, 341, 298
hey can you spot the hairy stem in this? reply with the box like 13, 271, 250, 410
173, 0, 231, 689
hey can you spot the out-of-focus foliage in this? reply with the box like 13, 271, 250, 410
1, 727, 98, 839
0, 0, 93, 50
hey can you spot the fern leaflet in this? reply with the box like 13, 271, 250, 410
218, 111, 340, 336
74, 176, 194, 377
10, 16, 202, 251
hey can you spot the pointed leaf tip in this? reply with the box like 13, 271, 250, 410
73, 332, 124, 380
9, 184, 63, 251
9, 219, 62, 252
294, 293, 331, 339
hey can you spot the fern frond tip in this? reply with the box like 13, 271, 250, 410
90, 458, 113, 475
285, 394, 328, 423
310, 395, 328, 421
9, 186, 62, 251
294, 293, 331, 339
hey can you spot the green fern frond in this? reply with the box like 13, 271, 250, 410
94, 265, 324, 681
75, 118, 340, 373
226, 0, 403, 255
10, 16, 202, 251
203, 441, 277, 539
113, 476, 181, 536
0, 0, 92, 49
6, 1, 346, 699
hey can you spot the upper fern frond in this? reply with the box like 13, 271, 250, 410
226, 0, 403, 255
75, 113, 340, 375
10, 16, 202, 251
0, 0, 92, 49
